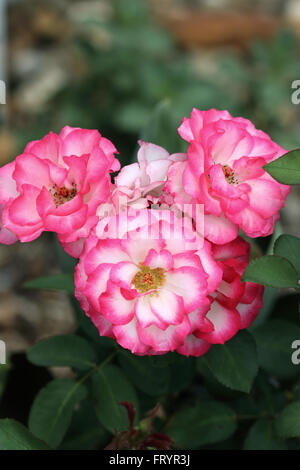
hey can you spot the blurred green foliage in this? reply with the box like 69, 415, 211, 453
13, 0, 300, 164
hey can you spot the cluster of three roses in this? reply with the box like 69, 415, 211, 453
0, 109, 289, 356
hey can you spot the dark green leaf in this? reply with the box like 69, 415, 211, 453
0, 419, 51, 450
198, 359, 241, 399
254, 371, 288, 415
118, 351, 170, 396
241, 255, 299, 288
149, 352, 177, 368
263, 149, 300, 184
199, 331, 258, 393
23, 274, 74, 294
244, 419, 287, 450
59, 426, 108, 450
274, 234, 300, 276
27, 335, 97, 371
92, 364, 139, 433
253, 319, 300, 379
59, 399, 109, 450
166, 401, 236, 449
275, 402, 300, 438
169, 355, 195, 393
29, 378, 87, 448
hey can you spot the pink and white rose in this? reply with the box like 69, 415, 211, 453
0, 126, 120, 256
177, 237, 264, 356
75, 209, 222, 355
75, 209, 263, 356
113, 140, 185, 211
169, 108, 290, 242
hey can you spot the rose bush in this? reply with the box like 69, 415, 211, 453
1, 109, 300, 451
0, 114, 291, 357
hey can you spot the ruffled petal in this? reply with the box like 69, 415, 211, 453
137, 315, 190, 352
164, 266, 208, 312
177, 334, 211, 357
99, 280, 135, 325
196, 300, 240, 344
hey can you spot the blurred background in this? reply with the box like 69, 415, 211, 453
1, 0, 300, 415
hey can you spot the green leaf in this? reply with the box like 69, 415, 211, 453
266, 220, 284, 255
241, 255, 299, 288
274, 234, 300, 276
263, 149, 300, 184
168, 355, 195, 393
59, 399, 109, 450
149, 352, 177, 368
92, 364, 139, 433
253, 371, 287, 415
23, 274, 74, 294
28, 378, 87, 448
244, 419, 287, 450
166, 401, 237, 449
27, 335, 97, 371
0, 419, 51, 450
275, 402, 300, 438
198, 331, 258, 393
198, 360, 241, 399
118, 351, 170, 396
59, 426, 108, 450
253, 319, 300, 380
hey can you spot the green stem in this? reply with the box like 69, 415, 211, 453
237, 411, 277, 421
78, 350, 118, 386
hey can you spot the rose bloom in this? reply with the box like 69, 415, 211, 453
75, 209, 221, 355
112, 140, 185, 211
75, 209, 263, 356
0, 126, 120, 256
167, 108, 290, 243
178, 237, 264, 356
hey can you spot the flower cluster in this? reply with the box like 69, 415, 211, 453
0, 110, 290, 356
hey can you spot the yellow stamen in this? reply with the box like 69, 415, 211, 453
49, 182, 77, 207
132, 263, 165, 294
222, 165, 238, 185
